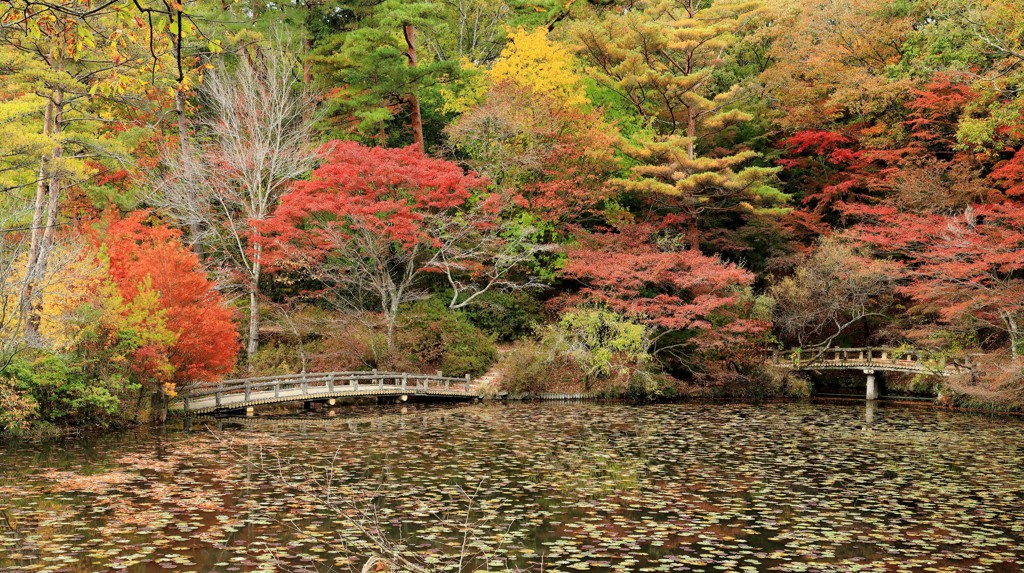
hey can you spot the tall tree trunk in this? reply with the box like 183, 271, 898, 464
28, 92, 65, 335
686, 216, 700, 253
247, 288, 260, 363
175, 88, 204, 257
1003, 311, 1021, 357
385, 297, 399, 353
22, 89, 63, 336
21, 98, 54, 336
168, 13, 203, 259
40, 92, 63, 257
246, 255, 262, 364
686, 106, 696, 161
175, 89, 189, 154
403, 23, 425, 153
685, 106, 699, 252
303, 36, 313, 84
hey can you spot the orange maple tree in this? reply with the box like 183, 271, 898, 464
101, 212, 240, 388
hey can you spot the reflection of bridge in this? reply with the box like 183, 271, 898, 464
179, 371, 478, 415
771, 347, 965, 400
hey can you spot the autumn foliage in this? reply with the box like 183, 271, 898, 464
265, 141, 486, 254
561, 221, 767, 353
102, 213, 240, 389
10, 0, 1024, 427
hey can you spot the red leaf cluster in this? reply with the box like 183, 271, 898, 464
103, 212, 240, 385
560, 222, 765, 346
262, 141, 488, 265
850, 202, 1024, 331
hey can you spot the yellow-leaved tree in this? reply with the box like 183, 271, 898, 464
443, 26, 591, 115
488, 26, 590, 108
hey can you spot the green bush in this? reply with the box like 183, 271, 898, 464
625, 371, 678, 402
498, 308, 667, 397
4, 353, 130, 429
460, 291, 544, 342
396, 299, 497, 377
556, 308, 652, 380
246, 340, 306, 376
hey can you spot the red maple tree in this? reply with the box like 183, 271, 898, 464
851, 203, 1024, 355
261, 142, 532, 350
102, 212, 240, 386
560, 221, 768, 356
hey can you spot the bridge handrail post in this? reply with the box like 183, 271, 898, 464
216, 391, 222, 408
464, 373, 470, 392
245, 380, 251, 401
302, 378, 308, 394
275, 380, 280, 398
402, 374, 408, 390
328, 373, 334, 393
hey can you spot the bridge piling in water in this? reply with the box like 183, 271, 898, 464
864, 370, 878, 400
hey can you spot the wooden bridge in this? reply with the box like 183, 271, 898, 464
771, 347, 965, 400
178, 370, 478, 415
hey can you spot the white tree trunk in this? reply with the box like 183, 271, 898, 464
247, 258, 261, 362
1004, 311, 1021, 357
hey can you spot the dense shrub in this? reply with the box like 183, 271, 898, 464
499, 308, 666, 397
556, 308, 652, 379
245, 304, 497, 378
246, 341, 307, 376
246, 307, 384, 376
678, 364, 813, 400
939, 356, 1024, 410
393, 299, 497, 377
460, 291, 544, 342
3, 353, 133, 429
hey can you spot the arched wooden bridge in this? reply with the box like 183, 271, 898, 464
771, 347, 966, 400
178, 370, 478, 415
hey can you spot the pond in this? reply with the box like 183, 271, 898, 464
1, 402, 1023, 573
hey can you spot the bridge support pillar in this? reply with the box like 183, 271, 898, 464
864, 400, 877, 425
864, 369, 879, 400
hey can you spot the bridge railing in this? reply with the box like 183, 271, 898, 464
770, 347, 959, 373
179, 370, 474, 411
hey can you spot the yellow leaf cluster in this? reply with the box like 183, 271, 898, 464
487, 27, 590, 109
38, 246, 107, 349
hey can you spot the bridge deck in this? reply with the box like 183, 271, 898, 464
179, 371, 477, 414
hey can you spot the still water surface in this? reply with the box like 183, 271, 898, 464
1, 402, 1023, 573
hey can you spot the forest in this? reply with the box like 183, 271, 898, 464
1, 0, 1023, 434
